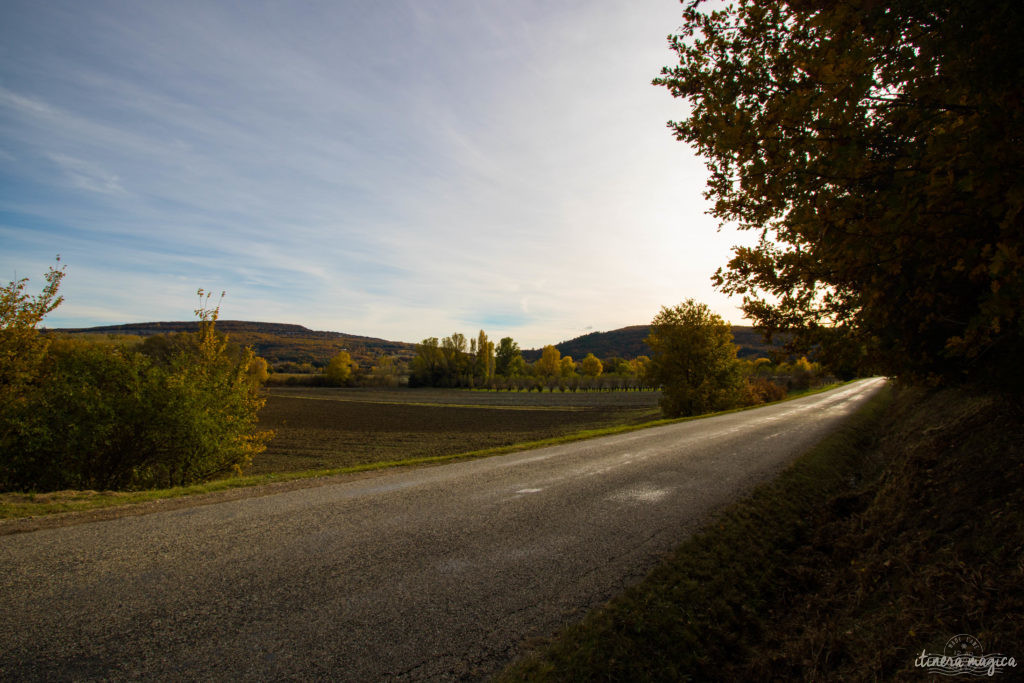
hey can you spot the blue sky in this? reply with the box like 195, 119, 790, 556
1, 0, 749, 348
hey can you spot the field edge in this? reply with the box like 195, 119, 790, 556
0, 382, 853, 525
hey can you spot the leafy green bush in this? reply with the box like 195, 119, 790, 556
5, 337, 149, 490
1, 275, 272, 492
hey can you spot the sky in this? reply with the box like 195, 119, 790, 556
0, 0, 751, 348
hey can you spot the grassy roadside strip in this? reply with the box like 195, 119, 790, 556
0, 419, 690, 520
0, 381, 853, 521
500, 383, 1024, 680
498, 383, 894, 682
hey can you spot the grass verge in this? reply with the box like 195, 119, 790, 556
498, 383, 1024, 680
0, 382, 850, 521
0, 415, 702, 520
498, 383, 893, 681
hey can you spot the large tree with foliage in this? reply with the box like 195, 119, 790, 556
646, 300, 744, 417
495, 337, 523, 377
655, 0, 1024, 386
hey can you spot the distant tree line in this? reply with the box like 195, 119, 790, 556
401, 310, 827, 407
269, 350, 405, 387
406, 330, 655, 391
296, 317, 825, 402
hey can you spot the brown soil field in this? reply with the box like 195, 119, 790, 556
268, 386, 663, 408
253, 388, 662, 475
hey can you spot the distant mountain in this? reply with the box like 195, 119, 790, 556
522, 325, 651, 361
60, 320, 325, 337
523, 325, 781, 361
54, 321, 417, 367
54, 320, 783, 369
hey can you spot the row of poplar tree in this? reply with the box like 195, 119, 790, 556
408, 330, 651, 390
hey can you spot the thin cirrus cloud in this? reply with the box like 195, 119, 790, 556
0, 0, 749, 348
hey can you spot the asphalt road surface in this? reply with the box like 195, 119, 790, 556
0, 378, 885, 681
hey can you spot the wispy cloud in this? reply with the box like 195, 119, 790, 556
46, 153, 127, 195
1, 0, 749, 347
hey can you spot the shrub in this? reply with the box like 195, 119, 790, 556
132, 301, 272, 487
741, 377, 788, 406
0, 281, 272, 492
2, 337, 145, 491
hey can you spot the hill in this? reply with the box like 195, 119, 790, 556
53, 321, 416, 368
523, 325, 781, 362
55, 321, 784, 369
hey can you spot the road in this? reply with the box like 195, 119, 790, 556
0, 378, 885, 681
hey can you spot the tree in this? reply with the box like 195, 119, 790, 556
370, 354, 401, 387
1, 259, 67, 484
495, 337, 522, 377
324, 350, 355, 386
474, 330, 495, 386
602, 356, 630, 376
0, 258, 65, 395
484, 340, 495, 383
536, 345, 561, 379
645, 300, 744, 417
609, 358, 632, 376
507, 354, 527, 379
246, 356, 270, 385
631, 355, 652, 388
410, 338, 444, 386
655, 0, 1024, 386
441, 333, 468, 385
580, 353, 603, 378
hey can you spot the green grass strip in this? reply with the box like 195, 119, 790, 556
0, 420, 674, 520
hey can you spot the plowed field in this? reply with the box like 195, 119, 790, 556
253, 388, 661, 475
